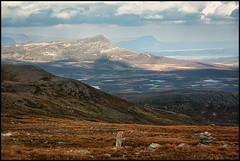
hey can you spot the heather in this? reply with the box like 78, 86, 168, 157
1, 114, 239, 160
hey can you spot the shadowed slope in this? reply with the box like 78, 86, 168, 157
1, 64, 204, 125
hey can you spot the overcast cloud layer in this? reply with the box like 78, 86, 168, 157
2, 1, 239, 27
1, 1, 239, 42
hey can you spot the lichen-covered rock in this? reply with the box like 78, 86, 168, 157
70, 149, 90, 154
146, 143, 161, 151
199, 131, 213, 145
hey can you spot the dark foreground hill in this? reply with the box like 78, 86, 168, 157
1, 64, 204, 125
121, 89, 239, 126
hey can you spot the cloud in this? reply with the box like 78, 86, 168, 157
141, 14, 164, 20
116, 1, 238, 25
1, 1, 239, 27
51, 8, 79, 19
200, 1, 239, 23
1, 2, 144, 27
215, 1, 239, 16
115, 1, 204, 15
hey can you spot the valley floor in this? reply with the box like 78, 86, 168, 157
1, 113, 239, 160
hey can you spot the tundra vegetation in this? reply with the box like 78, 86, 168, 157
1, 114, 239, 160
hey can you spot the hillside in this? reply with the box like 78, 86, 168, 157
1, 64, 204, 126
121, 89, 239, 126
1, 115, 239, 160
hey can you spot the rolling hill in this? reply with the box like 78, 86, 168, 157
121, 89, 239, 126
1, 64, 204, 126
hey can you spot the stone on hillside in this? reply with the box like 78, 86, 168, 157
147, 143, 161, 151
178, 143, 187, 146
198, 131, 213, 145
56, 142, 64, 144
221, 142, 229, 147
70, 149, 90, 154
1, 133, 14, 136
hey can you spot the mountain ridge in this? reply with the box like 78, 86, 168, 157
1, 34, 230, 71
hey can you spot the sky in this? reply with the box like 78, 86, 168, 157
1, 1, 239, 43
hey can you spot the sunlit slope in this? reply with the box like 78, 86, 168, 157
1, 34, 230, 71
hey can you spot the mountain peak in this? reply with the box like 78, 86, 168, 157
94, 34, 106, 39
85, 34, 110, 42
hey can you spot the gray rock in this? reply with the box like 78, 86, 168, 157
56, 142, 64, 144
178, 143, 187, 146
105, 154, 111, 157
71, 149, 91, 154
1, 133, 14, 136
221, 142, 229, 147
147, 143, 161, 151
134, 152, 141, 155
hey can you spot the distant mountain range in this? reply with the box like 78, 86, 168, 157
115, 35, 238, 52
1, 34, 238, 94
115, 35, 161, 52
1, 64, 203, 125
1, 37, 16, 46
1, 34, 32, 46
115, 35, 239, 64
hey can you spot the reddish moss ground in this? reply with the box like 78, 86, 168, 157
1, 113, 239, 160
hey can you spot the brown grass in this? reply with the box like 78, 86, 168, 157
1, 113, 239, 160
